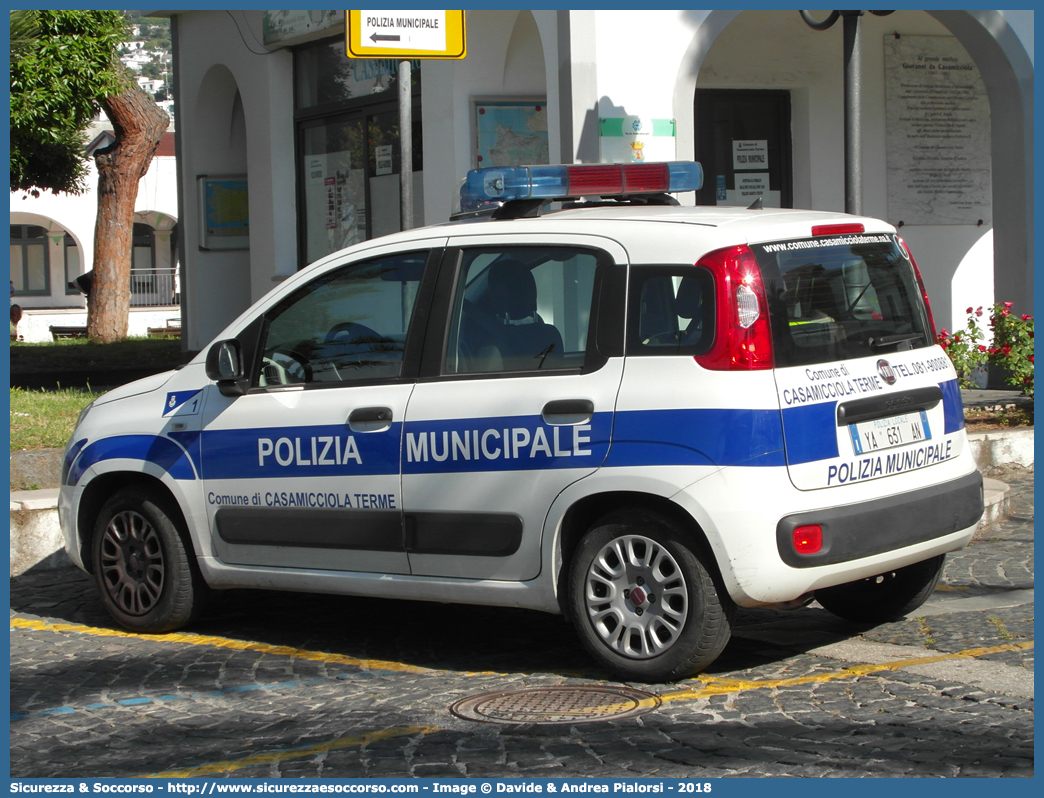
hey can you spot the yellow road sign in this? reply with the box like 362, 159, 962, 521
347, 10, 466, 59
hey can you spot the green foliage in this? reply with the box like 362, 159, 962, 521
937, 303, 1034, 397
10, 10, 128, 195
986, 302, 1034, 398
935, 311, 986, 388
9, 337, 183, 374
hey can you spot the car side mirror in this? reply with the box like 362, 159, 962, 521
205, 339, 249, 397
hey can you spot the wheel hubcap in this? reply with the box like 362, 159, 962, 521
99, 510, 165, 616
584, 534, 688, 659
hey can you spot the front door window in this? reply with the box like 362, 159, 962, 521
257, 250, 427, 386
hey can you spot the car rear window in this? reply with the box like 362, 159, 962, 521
752, 233, 934, 367
626, 266, 715, 356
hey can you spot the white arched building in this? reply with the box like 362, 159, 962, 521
167, 10, 1032, 354
9, 128, 180, 342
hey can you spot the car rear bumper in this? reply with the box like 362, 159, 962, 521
775, 470, 983, 568
667, 450, 982, 606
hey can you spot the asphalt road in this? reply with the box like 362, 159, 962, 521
9, 475, 1033, 779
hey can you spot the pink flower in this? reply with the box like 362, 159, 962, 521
1004, 301, 1014, 308
966, 307, 973, 314
975, 307, 984, 317
938, 328, 949, 337
1022, 314, 1032, 321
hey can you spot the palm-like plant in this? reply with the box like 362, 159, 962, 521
10, 10, 40, 59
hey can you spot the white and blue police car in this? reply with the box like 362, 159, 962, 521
60, 161, 984, 682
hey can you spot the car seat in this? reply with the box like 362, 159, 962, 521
484, 260, 565, 370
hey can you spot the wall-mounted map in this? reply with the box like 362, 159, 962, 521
473, 99, 549, 168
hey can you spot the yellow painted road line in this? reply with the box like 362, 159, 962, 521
10, 616, 441, 675
664, 640, 1034, 701
143, 726, 437, 778
13, 616, 1031, 706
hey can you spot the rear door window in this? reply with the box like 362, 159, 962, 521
627, 266, 715, 356
445, 246, 599, 375
752, 234, 933, 367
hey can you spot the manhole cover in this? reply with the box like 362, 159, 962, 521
449, 685, 660, 725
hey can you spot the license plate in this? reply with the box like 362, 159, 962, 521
849, 411, 931, 455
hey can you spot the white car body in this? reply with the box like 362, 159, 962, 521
60, 180, 983, 680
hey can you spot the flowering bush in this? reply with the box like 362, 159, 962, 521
936, 307, 986, 388
937, 303, 1034, 397
987, 302, 1034, 397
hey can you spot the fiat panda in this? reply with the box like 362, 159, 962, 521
60, 161, 983, 682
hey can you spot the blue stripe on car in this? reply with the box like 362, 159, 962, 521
780, 401, 840, 465
939, 379, 965, 433
604, 408, 785, 468
68, 435, 198, 484
70, 382, 962, 483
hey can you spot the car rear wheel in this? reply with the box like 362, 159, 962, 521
814, 554, 945, 623
568, 509, 732, 682
92, 487, 209, 633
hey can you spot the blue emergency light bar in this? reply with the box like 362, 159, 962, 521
462, 161, 703, 206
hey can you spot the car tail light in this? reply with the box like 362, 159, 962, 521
898, 237, 937, 338
695, 245, 774, 370
793, 524, 823, 554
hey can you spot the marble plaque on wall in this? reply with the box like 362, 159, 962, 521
884, 35, 992, 226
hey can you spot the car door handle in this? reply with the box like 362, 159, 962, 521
541, 399, 594, 425
348, 406, 393, 432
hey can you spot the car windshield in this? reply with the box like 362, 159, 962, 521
753, 233, 933, 367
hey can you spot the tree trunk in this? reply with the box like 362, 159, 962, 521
87, 84, 169, 342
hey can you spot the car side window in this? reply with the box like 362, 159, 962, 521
445, 247, 599, 375
256, 251, 427, 387
627, 266, 715, 356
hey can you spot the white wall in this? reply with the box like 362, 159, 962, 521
166, 8, 1029, 350
422, 10, 551, 226
173, 11, 297, 351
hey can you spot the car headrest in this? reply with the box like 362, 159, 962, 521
487, 259, 537, 321
676, 274, 704, 320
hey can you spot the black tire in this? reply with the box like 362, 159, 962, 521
91, 487, 209, 633
568, 509, 733, 682
814, 554, 945, 623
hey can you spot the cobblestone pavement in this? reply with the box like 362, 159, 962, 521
10, 475, 1033, 779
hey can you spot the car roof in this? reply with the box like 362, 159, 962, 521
306, 203, 897, 274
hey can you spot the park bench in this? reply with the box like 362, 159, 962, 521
48, 325, 88, 340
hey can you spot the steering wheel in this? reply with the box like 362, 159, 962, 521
325, 322, 381, 345
261, 347, 312, 385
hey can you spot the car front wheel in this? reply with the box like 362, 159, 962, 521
92, 487, 208, 633
568, 510, 733, 682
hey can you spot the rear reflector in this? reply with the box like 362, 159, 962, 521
793, 525, 823, 555
811, 223, 865, 236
